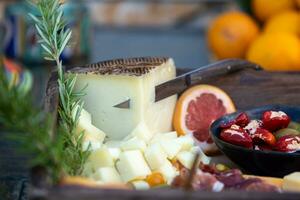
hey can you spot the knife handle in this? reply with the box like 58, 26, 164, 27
184, 59, 262, 87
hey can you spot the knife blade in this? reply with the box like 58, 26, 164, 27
114, 59, 261, 108
155, 59, 261, 102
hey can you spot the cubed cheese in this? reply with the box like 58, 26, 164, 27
116, 150, 151, 182
74, 58, 177, 140
89, 147, 114, 169
283, 172, 300, 192
176, 151, 197, 169
93, 167, 122, 183
81, 162, 94, 177
151, 131, 178, 144
76, 118, 106, 149
158, 160, 179, 184
144, 143, 168, 170
105, 141, 122, 161
130, 122, 153, 142
120, 137, 147, 152
176, 135, 195, 151
107, 147, 121, 161
160, 139, 182, 159
105, 140, 121, 148
131, 180, 150, 190
73, 107, 92, 124
82, 139, 101, 151
191, 146, 211, 165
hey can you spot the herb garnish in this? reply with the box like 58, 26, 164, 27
0, 0, 90, 184
29, 0, 90, 176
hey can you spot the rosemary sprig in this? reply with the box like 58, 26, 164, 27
30, 0, 89, 176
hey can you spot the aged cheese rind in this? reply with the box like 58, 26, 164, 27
74, 58, 177, 140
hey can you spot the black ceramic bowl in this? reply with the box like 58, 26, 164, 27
211, 105, 300, 178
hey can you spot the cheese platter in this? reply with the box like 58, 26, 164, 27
2, 0, 299, 199
39, 56, 300, 197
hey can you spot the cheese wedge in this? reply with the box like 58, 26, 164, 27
73, 57, 177, 140
144, 143, 168, 170
89, 147, 114, 169
93, 167, 122, 183
116, 150, 151, 182
283, 172, 300, 192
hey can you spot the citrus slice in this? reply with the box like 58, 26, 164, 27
173, 85, 236, 155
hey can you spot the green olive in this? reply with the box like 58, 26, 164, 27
275, 128, 300, 140
288, 121, 300, 131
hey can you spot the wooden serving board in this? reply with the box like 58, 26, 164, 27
34, 59, 300, 199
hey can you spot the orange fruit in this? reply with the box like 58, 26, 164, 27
264, 11, 300, 36
252, 0, 297, 22
246, 32, 300, 71
207, 11, 259, 59
145, 172, 165, 187
297, 0, 300, 8
173, 85, 236, 154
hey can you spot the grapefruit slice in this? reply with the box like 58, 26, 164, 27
173, 85, 236, 155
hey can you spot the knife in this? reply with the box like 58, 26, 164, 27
114, 59, 261, 109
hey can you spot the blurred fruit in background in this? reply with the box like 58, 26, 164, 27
246, 32, 300, 71
2, 57, 33, 95
207, 11, 259, 59
207, 0, 300, 71
252, 0, 297, 22
264, 11, 300, 36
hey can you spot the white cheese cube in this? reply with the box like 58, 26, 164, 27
120, 137, 147, 152
89, 147, 114, 169
73, 107, 91, 124
105, 140, 121, 148
107, 147, 121, 161
105, 141, 122, 161
81, 162, 94, 177
131, 180, 150, 190
144, 143, 168, 170
160, 139, 182, 159
158, 160, 179, 184
116, 150, 151, 182
76, 118, 106, 150
82, 140, 101, 151
74, 58, 177, 140
130, 122, 153, 142
191, 146, 211, 165
151, 131, 178, 143
176, 135, 195, 151
283, 172, 300, 192
93, 167, 122, 183
176, 151, 197, 169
